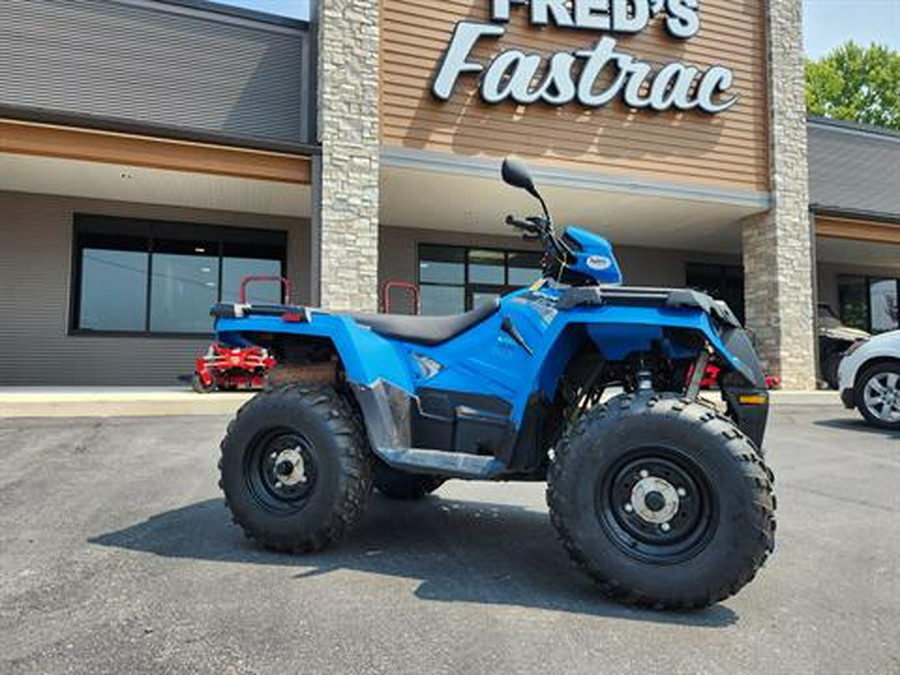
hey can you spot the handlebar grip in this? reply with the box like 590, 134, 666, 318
506, 214, 535, 231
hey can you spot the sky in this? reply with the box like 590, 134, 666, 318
212, 0, 900, 59
213, 0, 309, 20
803, 0, 900, 58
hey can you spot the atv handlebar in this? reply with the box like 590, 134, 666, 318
506, 214, 573, 275
506, 214, 544, 237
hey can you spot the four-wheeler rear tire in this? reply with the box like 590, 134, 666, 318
374, 463, 445, 500
855, 361, 900, 430
547, 393, 775, 610
219, 384, 374, 553
192, 373, 216, 394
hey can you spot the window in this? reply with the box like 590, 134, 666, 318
686, 263, 745, 324
838, 275, 899, 333
870, 279, 898, 333
417, 244, 542, 316
79, 236, 149, 332
72, 215, 287, 335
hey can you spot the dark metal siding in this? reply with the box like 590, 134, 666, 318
0, 0, 313, 148
808, 120, 900, 220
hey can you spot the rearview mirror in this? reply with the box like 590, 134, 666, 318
501, 156, 538, 197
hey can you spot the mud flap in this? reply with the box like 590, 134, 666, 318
718, 327, 770, 450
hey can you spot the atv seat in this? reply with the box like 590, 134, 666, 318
349, 298, 500, 345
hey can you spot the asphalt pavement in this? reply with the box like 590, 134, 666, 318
1, 402, 898, 674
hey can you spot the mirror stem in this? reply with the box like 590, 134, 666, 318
535, 192, 551, 226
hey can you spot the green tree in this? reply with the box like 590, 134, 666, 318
806, 41, 900, 130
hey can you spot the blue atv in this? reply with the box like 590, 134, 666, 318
213, 158, 775, 609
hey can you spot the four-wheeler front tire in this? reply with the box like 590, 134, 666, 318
547, 394, 775, 609
855, 361, 900, 430
374, 463, 445, 500
219, 384, 374, 553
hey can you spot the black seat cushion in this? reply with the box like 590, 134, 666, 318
348, 298, 500, 345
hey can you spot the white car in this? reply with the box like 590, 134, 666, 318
838, 329, 900, 429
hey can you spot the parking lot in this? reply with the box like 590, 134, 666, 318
1, 401, 898, 674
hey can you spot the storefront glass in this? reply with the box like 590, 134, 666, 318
73, 216, 286, 335
149, 239, 219, 333
418, 244, 541, 315
686, 263, 746, 323
468, 250, 505, 285
838, 275, 900, 333
870, 278, 899, 333
79, 243, 149, 332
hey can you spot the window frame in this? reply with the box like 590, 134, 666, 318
416, 243, 542, 315
838, 275, 900, 334
69, 214, 288, 338
685, 261, 746, 324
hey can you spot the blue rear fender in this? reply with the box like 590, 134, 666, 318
217, 312, 417, 393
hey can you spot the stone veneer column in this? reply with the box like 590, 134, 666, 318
741, 0, 816, 390
312, 0, 380, 311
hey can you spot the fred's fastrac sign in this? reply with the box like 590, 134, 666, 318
432, 0, 738, 114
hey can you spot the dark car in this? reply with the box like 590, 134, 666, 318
819, 303, 869, 389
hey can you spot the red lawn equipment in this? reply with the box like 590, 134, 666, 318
699, 364, 780, 391
192, 344, 275, 393
191, 276, 290, 393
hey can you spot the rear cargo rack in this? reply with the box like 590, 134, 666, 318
211, 303, 311, 321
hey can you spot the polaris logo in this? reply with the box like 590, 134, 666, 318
586, 255, 613, 271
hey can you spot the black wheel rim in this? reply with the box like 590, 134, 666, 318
244, 429, 318, 514
596, 447, 717, 564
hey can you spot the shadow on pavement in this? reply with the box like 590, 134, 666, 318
814, 418, 900, 437
90, 494, 738, 628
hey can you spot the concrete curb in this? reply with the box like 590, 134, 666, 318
769, 391, 843, 406
0, 389, 254, 418
0, 387, 845, 419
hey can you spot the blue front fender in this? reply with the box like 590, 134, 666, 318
523, 304, 757, 420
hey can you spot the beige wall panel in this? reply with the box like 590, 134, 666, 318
1, 119, 311, 185
817, 216, 900, 245
0, 192, 309, 386
382, 0, 769, 191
